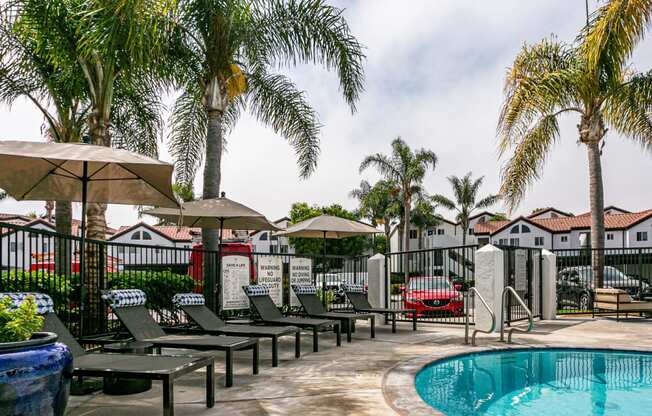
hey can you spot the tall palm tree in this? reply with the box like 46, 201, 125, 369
168, 0, 365, 259
431, 173, 499, 246
410, 199, 441, 250
349, 179, 400, 252
359, 137, 437, 257
497, 2, 652, 287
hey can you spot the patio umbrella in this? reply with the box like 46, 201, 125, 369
0, 140, 178, 331
275, 215, 379, 294
143, 196, 281, 243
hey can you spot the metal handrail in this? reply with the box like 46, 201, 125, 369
500, 286, 533, 343
464, 287, 495, 346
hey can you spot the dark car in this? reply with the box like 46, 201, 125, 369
402, 276, 464, 317
557, 266, 649, 310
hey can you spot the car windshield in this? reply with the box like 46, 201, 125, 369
407, 278, 451, 291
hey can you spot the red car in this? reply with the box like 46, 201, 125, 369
402, 276, 464, 317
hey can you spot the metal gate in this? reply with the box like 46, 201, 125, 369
502, 246, 543, 324
385, 245, 477, 324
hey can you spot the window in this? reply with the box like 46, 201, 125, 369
437, 229, 444, 235
607, 233, 614, 241
510, 225, 520, 234
478, 237, 489, 246
509, 238, 520, 246
270, 245, 277, 253
142, 231, 152, 240
637, 231, 648, 242
499, 238, 508, 245
478, 216, 486, 223
427, 230, 434, 236
579, 232, 591, 247
280, 245, 289, 253
131, 231, 141, 240
409, 229, 418, 239
534, 236, 544, 246
561, 236, 568, 242
468, 228, 474, 235
521, 225, 531, 233
259, 232, 268, 241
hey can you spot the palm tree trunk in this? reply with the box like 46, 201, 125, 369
384, 222, 391, 253
202, 107, 224, 311
461, 219, 467, 246
587, 141, 605, 289
54, 201, 72, 277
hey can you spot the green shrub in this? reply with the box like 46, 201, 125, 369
108, 271, 196, 324
0, 296, 43, 343
0, 271, 76, 313
316, 288, 335, 308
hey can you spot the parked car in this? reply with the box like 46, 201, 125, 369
402, 276, 464, 317
557, 266, 650, 310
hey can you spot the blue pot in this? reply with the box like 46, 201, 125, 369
0, 332, 72, 416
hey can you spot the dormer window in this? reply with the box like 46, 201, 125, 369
131, 231, 141, 240
510, 225, 520, 234
521, 225, 531, 233
142, 231, 152, 240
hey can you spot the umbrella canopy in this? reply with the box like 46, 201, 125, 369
0, 140, 178, 207
274, 214, 379, 239
143, 197, 280, 232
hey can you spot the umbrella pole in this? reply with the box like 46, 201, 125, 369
79, 161, 88, 336
322, 231, 327, 308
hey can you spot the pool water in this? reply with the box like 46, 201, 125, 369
415, 348, 652, 416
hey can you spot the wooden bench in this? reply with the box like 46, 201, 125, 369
594, 288, 652, 321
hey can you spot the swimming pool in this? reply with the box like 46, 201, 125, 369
415, 348, 652, 416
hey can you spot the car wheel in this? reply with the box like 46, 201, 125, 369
578, 293, 591, 311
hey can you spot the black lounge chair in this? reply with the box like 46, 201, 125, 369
291, 285, 375, 342
102, 289, 258, 388
242, 285, 341, 352
341, 283, 417, 333
2, 292, 215, 416
172, 293, 301, 367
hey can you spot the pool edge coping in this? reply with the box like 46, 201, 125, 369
381, 342, 652, 416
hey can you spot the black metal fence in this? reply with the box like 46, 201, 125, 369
553, 248, 652, 315
0, 222, 369, 338
385, 245, 477, 324
502, 246, 543, 324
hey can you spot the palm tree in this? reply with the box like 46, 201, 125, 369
349, 179, 400, 252
359, 137, 437, 257
497, 3, 652, 287
410, 199, 441, 249
431, 173, 499, 246
168, 0, 365, 257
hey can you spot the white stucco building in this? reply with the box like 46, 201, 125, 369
248, 217, 295, 254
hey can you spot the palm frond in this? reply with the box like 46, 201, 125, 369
603, 69, 652, 152
245, 68, 321, 178
252, 0, 365, 111
500, 114, 560, 211
359, 154, 400, 180
475, 194, 500, 210
430, 194, 455, 211
168, 85, 207, 185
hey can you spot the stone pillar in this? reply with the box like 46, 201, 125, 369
367, 253, 386, 308
541, 249, 557, 320
474, 245, 504, 332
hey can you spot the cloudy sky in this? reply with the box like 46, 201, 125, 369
1, 0, 652, 228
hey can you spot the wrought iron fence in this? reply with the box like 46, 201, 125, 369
501, 246, 543, 324
385, 245, 477, 324
553, 248, 652, 315
0, 222, 369, 337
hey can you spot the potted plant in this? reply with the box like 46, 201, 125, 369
0, 294, 72, 416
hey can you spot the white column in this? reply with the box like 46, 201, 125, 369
474, 244, 504, 332
541, 249, 557, 320
367, 253, 386, 308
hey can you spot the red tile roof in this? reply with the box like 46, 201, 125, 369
475, 209, 652, 235
111, 222, 240, 242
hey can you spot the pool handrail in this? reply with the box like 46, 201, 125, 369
464, 287, 495, 346
500, 286, 533, 344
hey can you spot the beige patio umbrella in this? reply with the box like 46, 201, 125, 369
275, 214, 379, 240
143, 196, 281, 243
0, 140, 178, 331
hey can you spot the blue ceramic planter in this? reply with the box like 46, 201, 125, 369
0, 332, 72, 416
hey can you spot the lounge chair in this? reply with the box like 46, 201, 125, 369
242, 285, 341, 352
102, 289, 258, 388
1, 292, 215, 416
593, 288, 652, 321
341, 283, 417, 333
172, 293, 301, 367
291, 285, 375, 343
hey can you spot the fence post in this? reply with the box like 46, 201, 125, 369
367, 254, 386, 308
541, 249, 557, 320
475, 244, 504, 333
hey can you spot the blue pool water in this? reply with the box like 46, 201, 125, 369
415, 348, 652, 416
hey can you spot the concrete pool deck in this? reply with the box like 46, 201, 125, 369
66, 317, 652, 415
